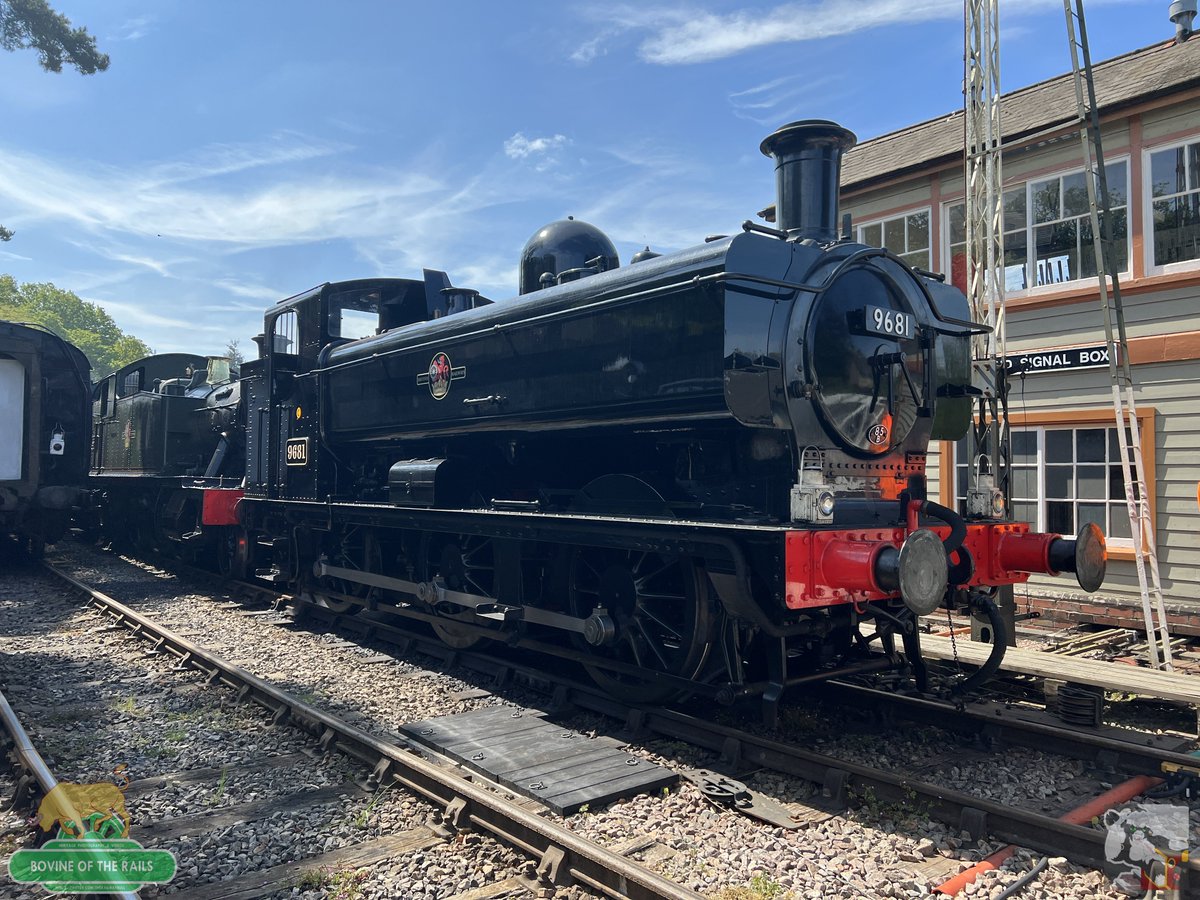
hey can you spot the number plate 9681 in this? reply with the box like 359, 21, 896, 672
863, 305, 915, 340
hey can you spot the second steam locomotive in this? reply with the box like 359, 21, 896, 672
89, 120, 1107, 715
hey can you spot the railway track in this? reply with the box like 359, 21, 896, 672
0, 688, 140, 900
3, 562, 702, 900
36, 551, 1200, 896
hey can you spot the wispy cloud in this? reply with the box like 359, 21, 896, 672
107, 252, 176, 278
633, 1, 960, 64
0, 142, 442, 247
111, 17, 154, 42
570, 31, 616, 64
727, 73, 842, 125
503, 133, 570, 159
91, 297, 231, 334
214, 279, 286, 302
0, 126, 753, 349
140, 135, 348, 188
575, 0, 1129, 65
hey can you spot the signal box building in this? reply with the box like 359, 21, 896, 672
838, 36, 1200, 632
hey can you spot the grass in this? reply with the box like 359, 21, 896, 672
165, 703, 241, 726
849, 784, 930, 828
328, 868, 368, 900
715, 875, 795, 900
46, 708, 90, 725
112, 696, 146, 718
352, 784, 391, 830
209, 766, 228, 806
293, 866, 367, 899
294, 868, 331, 891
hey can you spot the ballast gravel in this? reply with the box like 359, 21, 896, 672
0, 557, 570, 899
11, 542, 1171, 899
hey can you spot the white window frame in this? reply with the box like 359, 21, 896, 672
952, 425, 1135, 551
1143, 136, 1200, 277
942, 187, 1030, 295
941, 155, 1131, 298
856, 207, 932, 271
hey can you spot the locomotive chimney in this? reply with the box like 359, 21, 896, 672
760, 120, 857, 243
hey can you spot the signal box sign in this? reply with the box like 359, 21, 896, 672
1005, 342, 1115, 376
286, 437, 310, 467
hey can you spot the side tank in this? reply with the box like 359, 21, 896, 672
92, 354, 240, 477
319, 233, 801, 444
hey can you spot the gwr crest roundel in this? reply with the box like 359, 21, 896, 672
416, 351, 466, 400
428, 352, 453, 399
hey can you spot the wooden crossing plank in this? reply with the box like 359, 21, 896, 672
546, 763, 676, 812
123, 752, 313, 801
144, 782, 366, 843
449, 687, 494, 701
401, 707, 674, 815
166, 827, 441, 900
485, 741, 624, 779
921, 635, 1200, 704
443, 875, 528, 900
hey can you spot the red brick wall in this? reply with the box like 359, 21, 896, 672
1025, 596, 1200, 638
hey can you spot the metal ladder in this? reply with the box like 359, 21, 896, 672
1062, 0, 1173, 669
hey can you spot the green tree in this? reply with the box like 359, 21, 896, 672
0, 275, 151, 375
224, 338, 245, 365
0, 0, 109, 73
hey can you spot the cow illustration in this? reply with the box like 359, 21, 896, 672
1103, 802, 1189, 897
36, 782, 130, 839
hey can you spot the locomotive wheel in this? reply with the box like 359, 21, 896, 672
430, 537, 495, 650
566, 547, 715, 704
311, 529, 379, 614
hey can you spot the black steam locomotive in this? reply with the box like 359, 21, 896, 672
89, 353, 242, 559
0, 321, 91, 555
91, 121, 1106, 716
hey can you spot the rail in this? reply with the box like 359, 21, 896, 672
0, 689, 141, 900
48, 557, 1200, 886
42, 562, 702, 900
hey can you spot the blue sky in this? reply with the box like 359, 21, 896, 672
0, 0, 1174, 359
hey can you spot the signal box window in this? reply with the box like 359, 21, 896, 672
944, 160, 1128, 294
858, 210, 930, 270
1148, 138, 1200, 269
947, 188, 1028, 293
1030, 162, 1128, 286
954, 425, 1136, 548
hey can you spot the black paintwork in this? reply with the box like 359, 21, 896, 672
71, 118, 1072, 708
760, 120, 857, 243
519, 218, 620, 295
246, 225, 972, 515
90, 353, 243, 551
0, 321, 92, 545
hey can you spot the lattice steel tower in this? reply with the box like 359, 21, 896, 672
964, 0, 1014, 641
